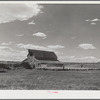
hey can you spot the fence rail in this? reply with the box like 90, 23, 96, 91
37, 63, 100, 71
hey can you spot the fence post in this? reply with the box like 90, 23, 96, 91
63, 64, 65, 70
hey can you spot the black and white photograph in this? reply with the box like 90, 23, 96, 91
1, 1, 100, 90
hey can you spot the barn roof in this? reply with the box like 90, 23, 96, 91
28, 49, 58, 61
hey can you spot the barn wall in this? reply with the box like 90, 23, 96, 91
27, 55, 38, 69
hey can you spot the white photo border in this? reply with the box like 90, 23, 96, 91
0, 1, 100, 99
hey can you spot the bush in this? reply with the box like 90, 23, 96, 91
0, 63, 11, 71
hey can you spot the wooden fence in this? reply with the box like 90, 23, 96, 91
37, 63, 100, 71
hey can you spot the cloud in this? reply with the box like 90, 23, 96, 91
1, 42, 13, 45
86, 18, 100, 25
92, 18, 100, 22
33, 32, 47, 39
75, 56, 96, 60
0, 49, 27, 61
16, 34, 24, 36
78, 43, 96, 50
17, 43, 52, 51
71, 36, 76, 40
0, 42, 64, 61
90, 22, 96, 25
0, 43, 98, 62
47, 45, 64, 49
0, 46, 14, 51
17, 43, 64, 61
59, 55, 100, 62
0, 45, 28, 61
72, 56, 100, 62
0, 3, 43, 24
59, 56, 75, 60
86, 18, 100, 22
59, 55, 75, 62
28, 20, 35, 25
85, 19, 91, 22
55, 51, 63, 55
17, 43, 64, 52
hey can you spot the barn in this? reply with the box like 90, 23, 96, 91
21, 49, 63, 69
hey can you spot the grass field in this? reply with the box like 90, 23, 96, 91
0, 69, 100, 90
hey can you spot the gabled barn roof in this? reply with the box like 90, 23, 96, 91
28, 49, 58, 61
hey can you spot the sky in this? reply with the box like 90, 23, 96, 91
0, 3, 100, 62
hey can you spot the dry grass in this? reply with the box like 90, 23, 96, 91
0, 69, 100, 90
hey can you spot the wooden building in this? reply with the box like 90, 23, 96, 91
21, 49, 61, 69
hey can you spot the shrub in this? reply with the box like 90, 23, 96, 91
0, 63, 11, 72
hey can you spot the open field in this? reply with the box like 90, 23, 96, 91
0, 69, 100, 90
